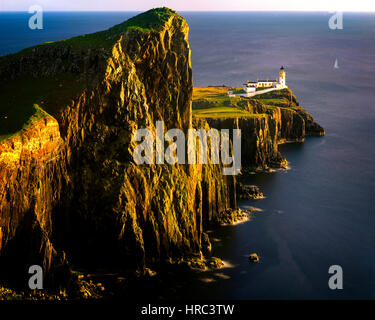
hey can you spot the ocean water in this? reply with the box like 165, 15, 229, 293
187, 12, 375, 300
1, 11, 375, 299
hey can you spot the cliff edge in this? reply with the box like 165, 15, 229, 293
0, 8, 235, 290
193, 87, 324, 170
0, 8, 324, 296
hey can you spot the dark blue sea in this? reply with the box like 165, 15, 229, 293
1, 11, 375, 299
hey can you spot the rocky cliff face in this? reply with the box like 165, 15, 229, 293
0, 8, 324, 292
205, 89, 324, 169
0, 8, 235, 288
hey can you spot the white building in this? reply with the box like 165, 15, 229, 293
227, 90, 236, 98
278, 66, 286, 88
243, 66, 287, 93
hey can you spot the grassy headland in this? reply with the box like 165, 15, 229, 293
192, 86, 299, 119
192, 87, 266, 119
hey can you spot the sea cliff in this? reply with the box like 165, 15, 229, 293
0, 8, 323, 296
193, 87, 324, 170
0, 8, 235, 290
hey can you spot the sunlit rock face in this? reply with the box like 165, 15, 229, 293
0, 8, 324, 289
205, 89, 324, 170
0, 8, 235, 287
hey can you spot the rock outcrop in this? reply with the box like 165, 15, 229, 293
0, 8, 235, 288
204, 89, 324, 169
0, 8, 324, 294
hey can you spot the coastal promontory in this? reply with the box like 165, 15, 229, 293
0, 8, 324, 298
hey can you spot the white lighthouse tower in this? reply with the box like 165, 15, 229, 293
279, 66, 287, 88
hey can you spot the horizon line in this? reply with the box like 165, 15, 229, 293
1, 9, 375, 13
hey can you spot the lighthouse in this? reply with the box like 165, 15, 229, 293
241, 67, 288, 96
279, 66, 286, 88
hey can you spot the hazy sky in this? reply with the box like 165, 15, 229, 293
1, 0, 375, 12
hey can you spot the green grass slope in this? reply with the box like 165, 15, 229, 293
192, 87, 266, 119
